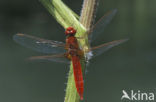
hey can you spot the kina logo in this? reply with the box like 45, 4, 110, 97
121, 90, 155, 101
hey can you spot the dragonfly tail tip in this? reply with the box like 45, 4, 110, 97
80, 96, 83, 100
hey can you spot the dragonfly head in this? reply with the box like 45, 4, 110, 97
65, 27, 76, 36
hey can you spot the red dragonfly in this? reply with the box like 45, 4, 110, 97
13, 9, 127, 100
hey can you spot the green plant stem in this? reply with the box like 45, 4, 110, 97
64, 0, 99, 102
39, 0, 99, 101
80, 0, 99, 29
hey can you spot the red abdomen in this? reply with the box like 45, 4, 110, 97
71, 56, 84, 100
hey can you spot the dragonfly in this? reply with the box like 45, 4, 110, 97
13, 9, 128, 100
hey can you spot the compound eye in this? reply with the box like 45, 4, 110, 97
65, 30, 70, 35
70, 30, 74, 33
72, 29, 76, 34
65, 27, 76, 35
67, 27, 73, 31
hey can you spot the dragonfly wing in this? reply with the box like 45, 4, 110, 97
29, 54, 70, 64
91, 39, 128, 57
13, 33, 66, 54
89, 9, 117, 42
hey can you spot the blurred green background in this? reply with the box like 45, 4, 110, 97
0, 0, 156, 102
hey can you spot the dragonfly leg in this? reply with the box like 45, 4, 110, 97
77, 50, 84, 58
64, 53, 72, 60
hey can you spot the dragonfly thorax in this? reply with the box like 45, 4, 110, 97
65, 27, 76, 36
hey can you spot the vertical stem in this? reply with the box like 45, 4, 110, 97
64, 0, 99, 102
80, 0, 99, 30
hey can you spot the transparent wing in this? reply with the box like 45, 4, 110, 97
29, 54, 69, 64
13, 33, 66, 54
89, 9, 117, 42
91, 39, 128, 57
